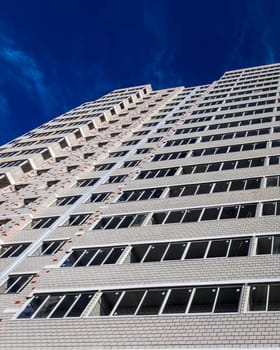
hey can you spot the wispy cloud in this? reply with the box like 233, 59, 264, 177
139, 1, 182, 88
0, 46, 47, 98
0, 33, 50, 112
228, 0, 277, 69
0, 28, 65, 120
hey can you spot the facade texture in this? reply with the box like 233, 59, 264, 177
0, 63, 280, 348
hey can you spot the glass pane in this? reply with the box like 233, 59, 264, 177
257, 237, 272, 255
185, 241, 208, 259
200, 208, 219, 221
67, 293, 94, 317
236, 159, 249, 169
143, 244, 167, 262
220, 206, 238, 219
238, 204, 256, 218
137, 289, 167, 315
76, 249, 99, 266
228, 239, 249, 257
207, 240, 229, 258
89, 249, 110, 265
50, 295, 77, 318
103, 247, 124, 264
99, 292, 121, 316
163, 243, 186, 261
273, 236, 280, 254
212, 182, 229, 193
262, 202, 276, 216
162, 288, 192, 314
35, 295, 62, 318
189, 288, 217, 313
196, 183, 212, 195
214, 287, 241, 313
165, 211, 185, 224
182, 209, 201, 222
245, 179, 261, 190
229, 180, 245, 191
249, 285, 267, 311
18, 295, 47, 319
268, 285, 280, 311
266, 176, 278, 187
114, 290, 144, 315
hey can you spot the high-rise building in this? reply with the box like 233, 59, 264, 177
0, 63, 280, 348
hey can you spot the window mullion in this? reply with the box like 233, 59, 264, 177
134, 290, 148, 315
73, 250, 88, 267
225, 239, 232, 257
47, 295, 65, 319
158, 288, 171, 315
101, 248, 114, 265
5, 276, 21, 293
185, 288, 196, 314
9, 245, 22, 257
141, 245, 153, 263
110, 291, 125, 316
86, 249, 100, 266
212, 287, 220, 313
42, 242, 55, 255
31, 295, 50, 319
160, 244, 171, 261
64, 294, 81, 317
181, 242, 190, 260
265, 284, 270, 311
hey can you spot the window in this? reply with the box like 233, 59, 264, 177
122, 160, 141, 168
31, 217, 59, 229
164, 138, 197, 147
148, 203, 257, 226
0, 243, 30, 258
135, 148, 151, 155
262, 201, 280, 216
175, 126, 206, 135
147, 137, 162, 143
56, 196, 81, 206
18, 292, 95, 319
33, 240, 67, 256
152, 141, 268, 162
129, 237, 249, 263
105, 175, 127, 184
166, 178, 261, 198
92, 285, 242, 317
93, 203, 257, 230
93, 213, 147, 230
266, 175, 280, 187
182, 157, 265, 175
137, 167, 178, 180
121, 140, 140, 146
133, 130, 149, 136
256, 235, 280, 255
110, 151, 128, 157
118, 188, 164, 202
249, 284, 280, 312
61, 246, 125, 267
0, 274, 34, 294
77, 178, 99, 187
63, 214, 92, 226
152, 151, 188, 162
90, 192, 111, 203
0, 159, 28, 168
95, 163, 115, 171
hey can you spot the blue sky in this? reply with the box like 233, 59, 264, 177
0, 0, 279, 144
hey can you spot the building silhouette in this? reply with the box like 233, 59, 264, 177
0, 63, 280, 348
